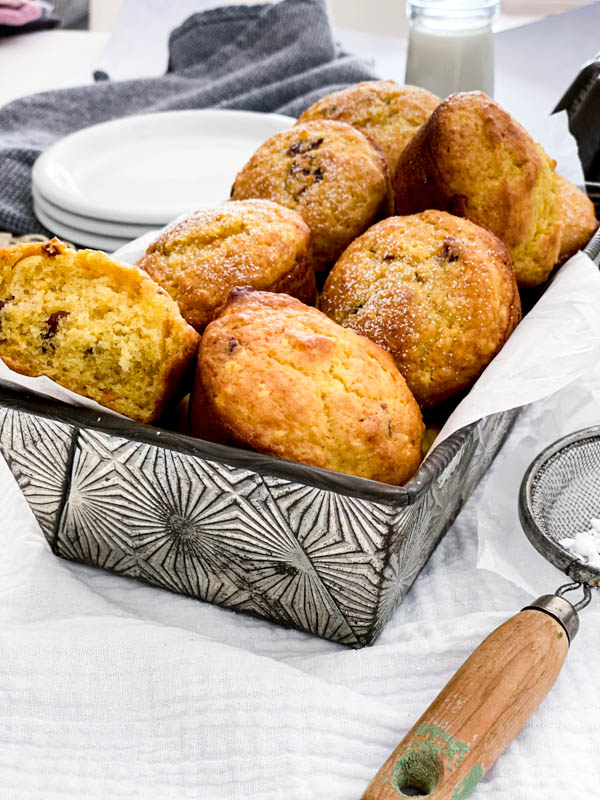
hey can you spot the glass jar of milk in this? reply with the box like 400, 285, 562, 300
405, 0, 500, 98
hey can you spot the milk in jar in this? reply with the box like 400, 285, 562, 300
405, 0, 500, 98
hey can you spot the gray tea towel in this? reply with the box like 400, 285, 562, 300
0, 0, 378, 236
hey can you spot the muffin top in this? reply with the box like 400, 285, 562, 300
555, 174, 599, 263
393, 91, 563, 287
320, 211, 521, 407
137, 199, 315, 332
231, 120, 394, 271
197, 288, 424, 485
297, 80, 440, 176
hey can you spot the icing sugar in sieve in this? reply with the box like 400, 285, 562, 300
520, 424, 600, 597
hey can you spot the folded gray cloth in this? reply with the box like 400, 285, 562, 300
0, 0, 377, 235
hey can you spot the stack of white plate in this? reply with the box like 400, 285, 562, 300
32, 109, 295, 252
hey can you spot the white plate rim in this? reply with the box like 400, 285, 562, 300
33, 187, 155, 239
34, 201, 130, 252
32, 109, 295, 224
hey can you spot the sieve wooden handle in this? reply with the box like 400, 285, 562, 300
362, 609, 569, 800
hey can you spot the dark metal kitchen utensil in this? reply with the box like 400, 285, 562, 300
555, 53, 600, 181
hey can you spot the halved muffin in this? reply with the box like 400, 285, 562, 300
0, 239, 199, 422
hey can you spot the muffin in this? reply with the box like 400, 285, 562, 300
555, 174, 599, 263
0, 239, 199, 422
393, 91, 563, 288
137, 199, 316, 332
230, 120, 394, 272
297, 81, 440, 177
319, 211, 521, 408
191, 288, 424, 485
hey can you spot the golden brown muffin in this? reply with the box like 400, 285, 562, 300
137, 199, 316, 332
230, 120, 394, 272
297, 81, 440, 177
555, 174, 599, 262
191, 288, 424, 485
319, 211, 521, 408
0, 239, 199, 422
393, 91, 563, 288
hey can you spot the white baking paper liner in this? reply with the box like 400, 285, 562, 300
433, 250, 600, 451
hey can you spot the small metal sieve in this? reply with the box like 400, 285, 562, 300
519, 424, 600, 636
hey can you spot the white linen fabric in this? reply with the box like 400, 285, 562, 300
2, 1, 600, 793
1, 367, 599, 799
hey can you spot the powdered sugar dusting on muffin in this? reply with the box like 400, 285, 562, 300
231, 120, 393, 271
137, 199, 316, 331
319, 211, 520, 407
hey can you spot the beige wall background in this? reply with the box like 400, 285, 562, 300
326, 0, 408, 36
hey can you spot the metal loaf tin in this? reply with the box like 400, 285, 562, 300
1, 193, 599, 648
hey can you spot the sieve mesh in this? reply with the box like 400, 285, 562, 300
519, 427, 600, 588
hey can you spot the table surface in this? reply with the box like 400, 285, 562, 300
0, 30, 108, 107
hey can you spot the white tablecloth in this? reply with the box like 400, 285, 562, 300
2, 4, 600, 796
1, 365, 599, 798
